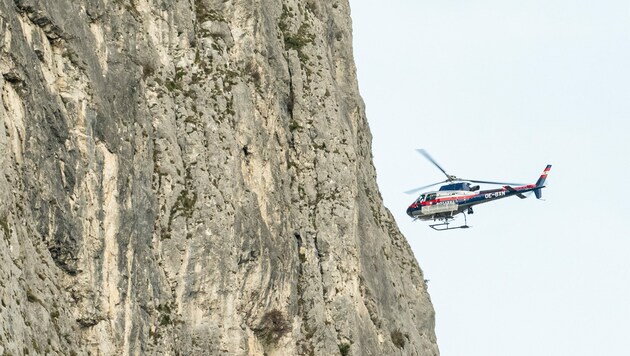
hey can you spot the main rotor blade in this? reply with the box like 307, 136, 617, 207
404, 180, 449, 195
462, 178, 525, 186
417, 149, 451, 180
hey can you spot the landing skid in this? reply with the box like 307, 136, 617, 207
429, 213, 470, 231
429, 222, 470, 231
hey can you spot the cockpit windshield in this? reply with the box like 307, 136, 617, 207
416, 193, 436, 204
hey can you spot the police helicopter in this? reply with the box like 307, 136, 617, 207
406, 149, 551, 231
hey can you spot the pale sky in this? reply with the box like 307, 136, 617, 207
349, 1, 630, 355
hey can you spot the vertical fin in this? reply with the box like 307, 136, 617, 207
534, 165, 552, 199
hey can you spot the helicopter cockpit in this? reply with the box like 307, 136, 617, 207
414, 193, 437, 204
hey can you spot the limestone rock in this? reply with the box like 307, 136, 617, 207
0, 0, 438, 355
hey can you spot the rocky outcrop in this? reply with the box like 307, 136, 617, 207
0, 0, 438, 354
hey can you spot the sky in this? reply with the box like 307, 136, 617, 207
348, 1, 630, 355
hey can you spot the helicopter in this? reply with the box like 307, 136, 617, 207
406, 149, 551, 231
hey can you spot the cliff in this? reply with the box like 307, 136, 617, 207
0, 0, 438, 354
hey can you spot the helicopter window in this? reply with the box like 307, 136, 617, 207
426, 193, 436, 201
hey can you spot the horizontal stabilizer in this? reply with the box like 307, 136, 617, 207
504, 186, 527, 199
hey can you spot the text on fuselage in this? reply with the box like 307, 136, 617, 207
484, 191, 506, 199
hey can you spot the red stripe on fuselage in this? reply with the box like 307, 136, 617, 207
421, 194, 474, 206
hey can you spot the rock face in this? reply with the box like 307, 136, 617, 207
0, 0, 438, 355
